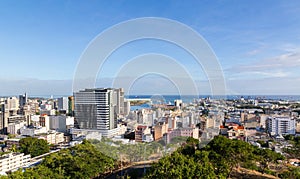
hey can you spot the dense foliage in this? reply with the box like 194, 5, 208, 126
4, 136, 300, 178
145, 136, 287, 178
90, 138, 173, 163
283, 134, 300, 159
145, 150, 216, 179
4, 140, 115, 179
19, 137, 50, 157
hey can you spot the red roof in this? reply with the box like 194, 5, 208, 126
137, 125, 147, 129
237, 126, 245, 130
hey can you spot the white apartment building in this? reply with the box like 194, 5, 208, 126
0, 153, 30, 173
267, 117, 296, 135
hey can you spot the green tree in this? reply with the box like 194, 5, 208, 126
279, 167, 300, 179
19, 137, 50, 157
254, 148, 284, 173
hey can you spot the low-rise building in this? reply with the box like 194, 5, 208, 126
167, 127, 199, 143
49, 116, 74, 133
0, 153, 30, 173
20, 126, 48, 137
5, 138, 21, 149
135, 125, 152, 142
35, 131, 64, 145
7, 121, 27, 135
220, 123, 246, 141
69, 128, 102, 141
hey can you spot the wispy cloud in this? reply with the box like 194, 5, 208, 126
227, 49, 300, 79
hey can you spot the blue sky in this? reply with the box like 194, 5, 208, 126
1, 0, 300, 96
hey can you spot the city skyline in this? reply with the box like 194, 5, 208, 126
1, 1, 300, 95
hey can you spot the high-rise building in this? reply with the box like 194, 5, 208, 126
58, 97, 68, 111
267, 117, 296, 135
0, 104, 8, 134
68, 96, 75, 116
74, 88, 123, 137
6, 97, 19, 111
123, 100, 131, 116
19, 93, 27, 107
112, 88, 124, 115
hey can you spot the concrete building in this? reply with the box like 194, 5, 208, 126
5, 138, 21, 149
220, 124, 246, 141
19, 93, 28, 108
0, 104, 8, 134
39, 115, 50, 131
7, 121, 26, 135
20, 126, 48, 137
6, 97, 19, 111
267, 117, 296, 135
124, 100, 131, 116
167, 127, 199, 143
69, 128, 102, 141
227, 126, 246, 140
40, 104, 52, 111
36, 131, 64, 145
58, 97, 68, 111
113, 88, 124, 115
40, 109, 56, 116
174, 99, 183, 109
49, 116, 74, 133
74, 88, 123, 137
0, 153, 30, 173
135, 125, 151, 142
153, 122, 168, 141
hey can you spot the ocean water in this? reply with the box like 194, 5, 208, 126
128, 95, 300, 111
127, 95, 300, 103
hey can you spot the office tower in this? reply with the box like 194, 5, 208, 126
19, 93, 27, 107
267, 117, 296, 135
74, 88, 119, 134
58, 97, 68, 111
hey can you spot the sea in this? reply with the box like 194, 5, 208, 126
127, 95, 300, 111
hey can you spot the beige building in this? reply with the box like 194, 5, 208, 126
6, 97, 19, 111
135, 125, 151, 142
0, 153, 30, 173
154, 122, 168, 141
36, 131, 64, 145
168, 127, 199, 143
